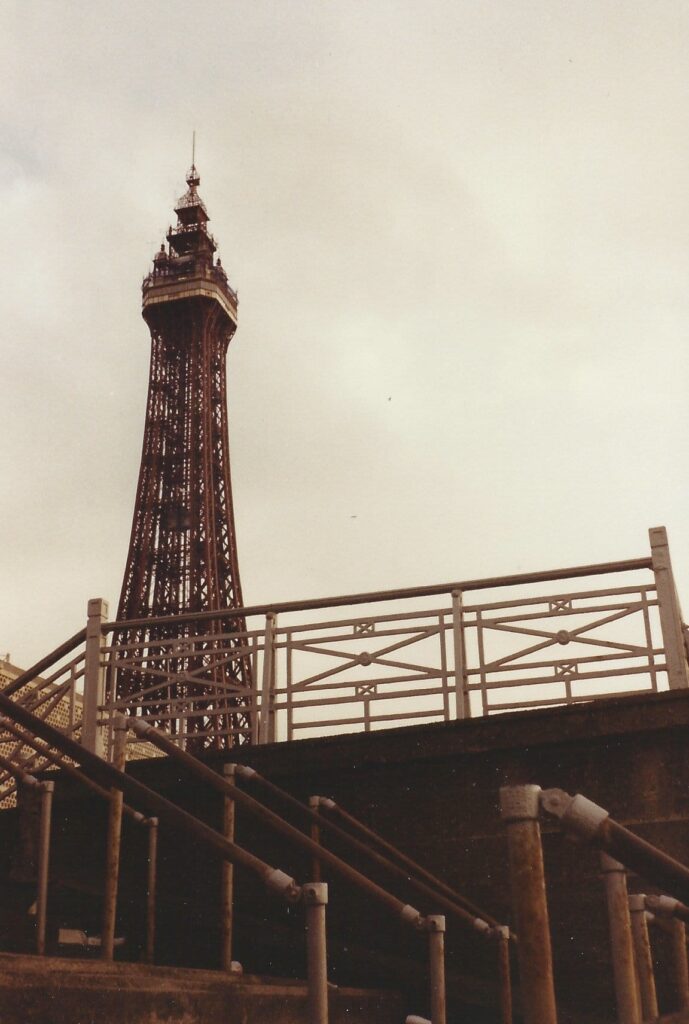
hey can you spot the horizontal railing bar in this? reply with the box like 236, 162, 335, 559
102, 557, 653, 633
3, 629, 87, 699
487, 688, 656, 711
133, 721, 425, 925
0, 693, 293, 886
464, 650, 664, 676
478, 664, 666, 690
291, 708, 447, 729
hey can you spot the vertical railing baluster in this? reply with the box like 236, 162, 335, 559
221, 763, 236, 970
82, 598, 109, 756
500, 785, 558, 1024
304, 882, 329, 1024
259, 613, 277, 744
102, 714, 127, 960
36, 780, 54, 956
144, 816, 158, 964
649, 526, 689, 689
426, 915, 446, 1024
599, 854, 641, 1024
628, 894, 658, 1021
451, 590, 469, 719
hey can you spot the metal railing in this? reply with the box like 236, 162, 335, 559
0, 692, 513, 1024
0, 527, 687, 799
500, 783, 689, 1023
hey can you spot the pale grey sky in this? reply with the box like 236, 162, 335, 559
3, 0, 689, 667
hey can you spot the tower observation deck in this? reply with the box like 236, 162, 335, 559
114, 165, 252, 752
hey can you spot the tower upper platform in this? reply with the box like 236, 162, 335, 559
142, 165, 237, 325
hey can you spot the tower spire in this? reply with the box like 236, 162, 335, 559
114, 166, 251, 752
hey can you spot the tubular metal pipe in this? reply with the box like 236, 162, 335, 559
131, 722, 419, 926
2, 629, 87, 699
221, 764, 236, 971
318, 796, 500, 928
144, 818, 158, 964
36, 781, 54, 956
427, 916, 446, 1024
497, 927, 513, 1024
309, 796, 322, 883
102, 715, 127, 960
240, 773, 484, 932
0, 717, 145, 823
500, 786, 558, 1024
599, 853, 641, 1024
304, 883, 329, 1024
670, 919, 689, 1011
542, 788, 689, 908
103, 557, 653, 633
0, 693, 299, 895
628, 896, 658, 1021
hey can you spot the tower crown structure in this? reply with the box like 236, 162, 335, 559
115, 164, 252, 752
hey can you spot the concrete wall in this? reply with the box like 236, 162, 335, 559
8, 687, 689, 1022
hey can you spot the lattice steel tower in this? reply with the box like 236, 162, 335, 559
115, 164, 252, 750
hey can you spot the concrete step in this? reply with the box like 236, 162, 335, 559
0, 952, 405, 1023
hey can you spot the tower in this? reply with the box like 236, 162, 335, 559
114, 164, 253, 751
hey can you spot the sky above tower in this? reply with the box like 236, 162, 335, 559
2, 0, 689, 667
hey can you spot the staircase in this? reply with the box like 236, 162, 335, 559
0, 952, 404, 1024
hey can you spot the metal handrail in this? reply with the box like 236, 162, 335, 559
234, 768, 502, 936
2, 628, 87, 699
102, 556, 653, 633
0, 690, 299, 896
130, 718, 428, 929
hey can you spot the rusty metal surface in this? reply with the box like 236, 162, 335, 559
114, 165, 252, 752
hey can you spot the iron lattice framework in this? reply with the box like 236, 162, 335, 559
114, 165, 253, 751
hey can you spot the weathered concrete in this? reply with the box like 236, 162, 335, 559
0, 952, 403, 1024
8, 687, 689, 1022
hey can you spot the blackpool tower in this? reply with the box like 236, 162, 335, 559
114, 164, 253, 750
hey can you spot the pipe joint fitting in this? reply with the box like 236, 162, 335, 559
235, 764, 257, 779
399, 904, 423, 930
499, 784, 542, 822
628, 893, 646, 913
424, 914, 446, 933
264, 868, 301, 903
302, 882, 328, 906
541, 789, 609, 840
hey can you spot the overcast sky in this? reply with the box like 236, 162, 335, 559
3, 1, 689, 668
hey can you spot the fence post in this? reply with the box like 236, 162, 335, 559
451, 590, 470, 719
500, 785, 558, 1024
669, 918, 689, 1011
496, 926, 513, 1024
83, 598, 109, 756
221, 763, 236, 970
259, 613, 277, 743
426, 915, 446, 1024
628, 894, 659, 1020
144, 816, 158, 964
309, 796, 323, 882
101, 713, 127, 960
303, 882, 329, 1024
649, 527, 689, 689
599, 853, 641, 1024
36, 780, 54, 956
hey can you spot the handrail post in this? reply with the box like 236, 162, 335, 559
451, 590, 469, 719
628, 894, 658, 1020
36, 780, 54, 956
599, 853, 641, 1024
259, 613, 277, 743
668, 917, 689, 1011
649, 527, 689, 689
83, 598, 109, 756
309, 796, 322, 882
303, 882, 329, 1024
144, 816, 158, 964
500, 786, 558, 1024
496, 926, 513, 1024
101, 713, 127, 960
221, 763, 236, 970
426, 915, 446, 1024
